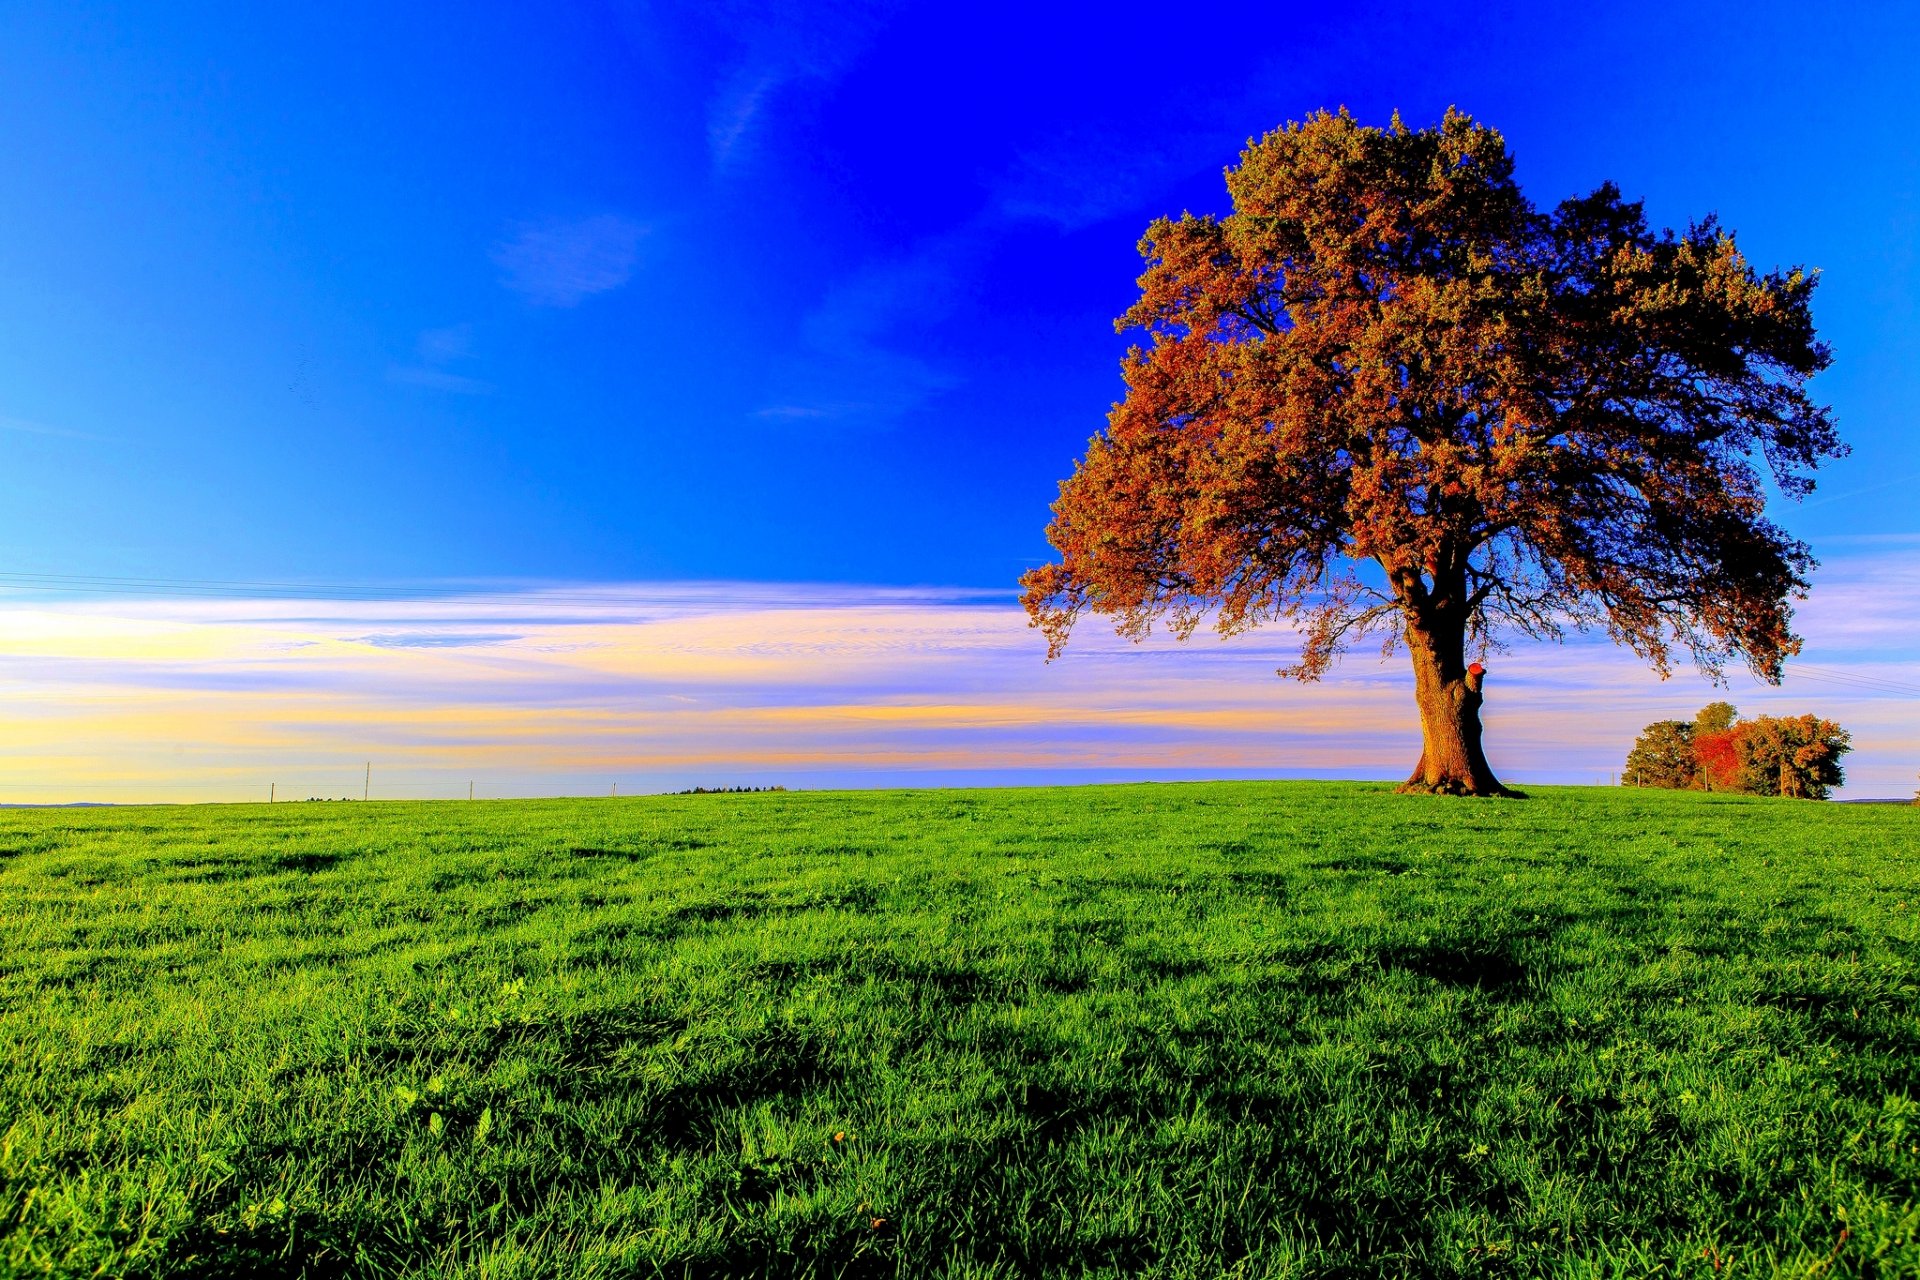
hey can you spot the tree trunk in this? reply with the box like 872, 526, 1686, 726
1395, 618, 1519, 798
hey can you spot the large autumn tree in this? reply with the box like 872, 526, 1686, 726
1021, 109, 1842, 796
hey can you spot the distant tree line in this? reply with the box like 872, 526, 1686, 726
674, 785, 788, 795
1625, 703, 1850, 799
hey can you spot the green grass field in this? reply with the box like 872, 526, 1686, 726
2, 783, 1918, 1278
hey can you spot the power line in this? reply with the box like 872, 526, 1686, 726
1784, 663, 1920, 699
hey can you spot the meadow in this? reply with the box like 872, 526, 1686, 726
1, 782, 1917, 1278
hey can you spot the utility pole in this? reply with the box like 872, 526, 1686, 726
469, 780, 474, 801
364, 761, 370, 802
612, 781, 618, 798
270, 783, 275, 804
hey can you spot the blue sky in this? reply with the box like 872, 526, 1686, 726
5, 0, 1916, 585
1, 1, 1916, 798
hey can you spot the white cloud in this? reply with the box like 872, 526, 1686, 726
386, 366, 492, 395
708, 70, 778, 169
754, 404, 842, 420
694, 0, 903, 171
388, 323, 491, 394
995, 128, 1222, 232
754, 228, 979, 423
0, 412, 101, 441
416, 324, 474, 364
493, 215, 647, 307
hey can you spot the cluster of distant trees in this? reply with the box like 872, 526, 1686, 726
674, 785, 788, 795
1625, 703, 1851, 800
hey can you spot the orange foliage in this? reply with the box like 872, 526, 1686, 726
1693, 727, 1745, 793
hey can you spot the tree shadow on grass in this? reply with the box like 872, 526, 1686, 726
1309, 856, 1413, 875
568, 836, 712, 861
269, 851, 340, 875
534, 1013, 845, 1148
160, 1215, 363, 1280
1377, 939, 1531, 995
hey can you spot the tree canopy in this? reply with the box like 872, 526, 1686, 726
1731, 713, 1850, 800
1022, 108, 1842, 795
1625, 721, 1696, 790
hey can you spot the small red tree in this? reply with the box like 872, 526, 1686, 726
1693, 726, 1745, 793
1689, 701, 1743, 791
1022, 110, 1842, 796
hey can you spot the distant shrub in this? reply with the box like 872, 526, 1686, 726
676, 785, 788, 795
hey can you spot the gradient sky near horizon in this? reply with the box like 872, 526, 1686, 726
2, 1, 1917, 801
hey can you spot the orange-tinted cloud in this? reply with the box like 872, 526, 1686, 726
0, 555, 1914, 803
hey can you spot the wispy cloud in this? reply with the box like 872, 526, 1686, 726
0, 412, 102, 441
994, 127, 1228, 232
357, 632, 522, 649
747, 61, 1306, 425
387, 366, 491, 394
708, 69, 778, 169
756, 228, 979, 423
415, 324, 474, 364
493, 215, 647, 307
1798, 468, 1920, 511
986, 62, 1329, 233
0, 550, 1914, 803
754, 404, 845, 421
695, 0, 902, 171
388, 322, 491, 394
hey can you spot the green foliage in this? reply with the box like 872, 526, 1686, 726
1734, 713, 1852, 800
1693, 701, 1739, 738
2, 784, 1918, 1277
1622, 720, 1694, 789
